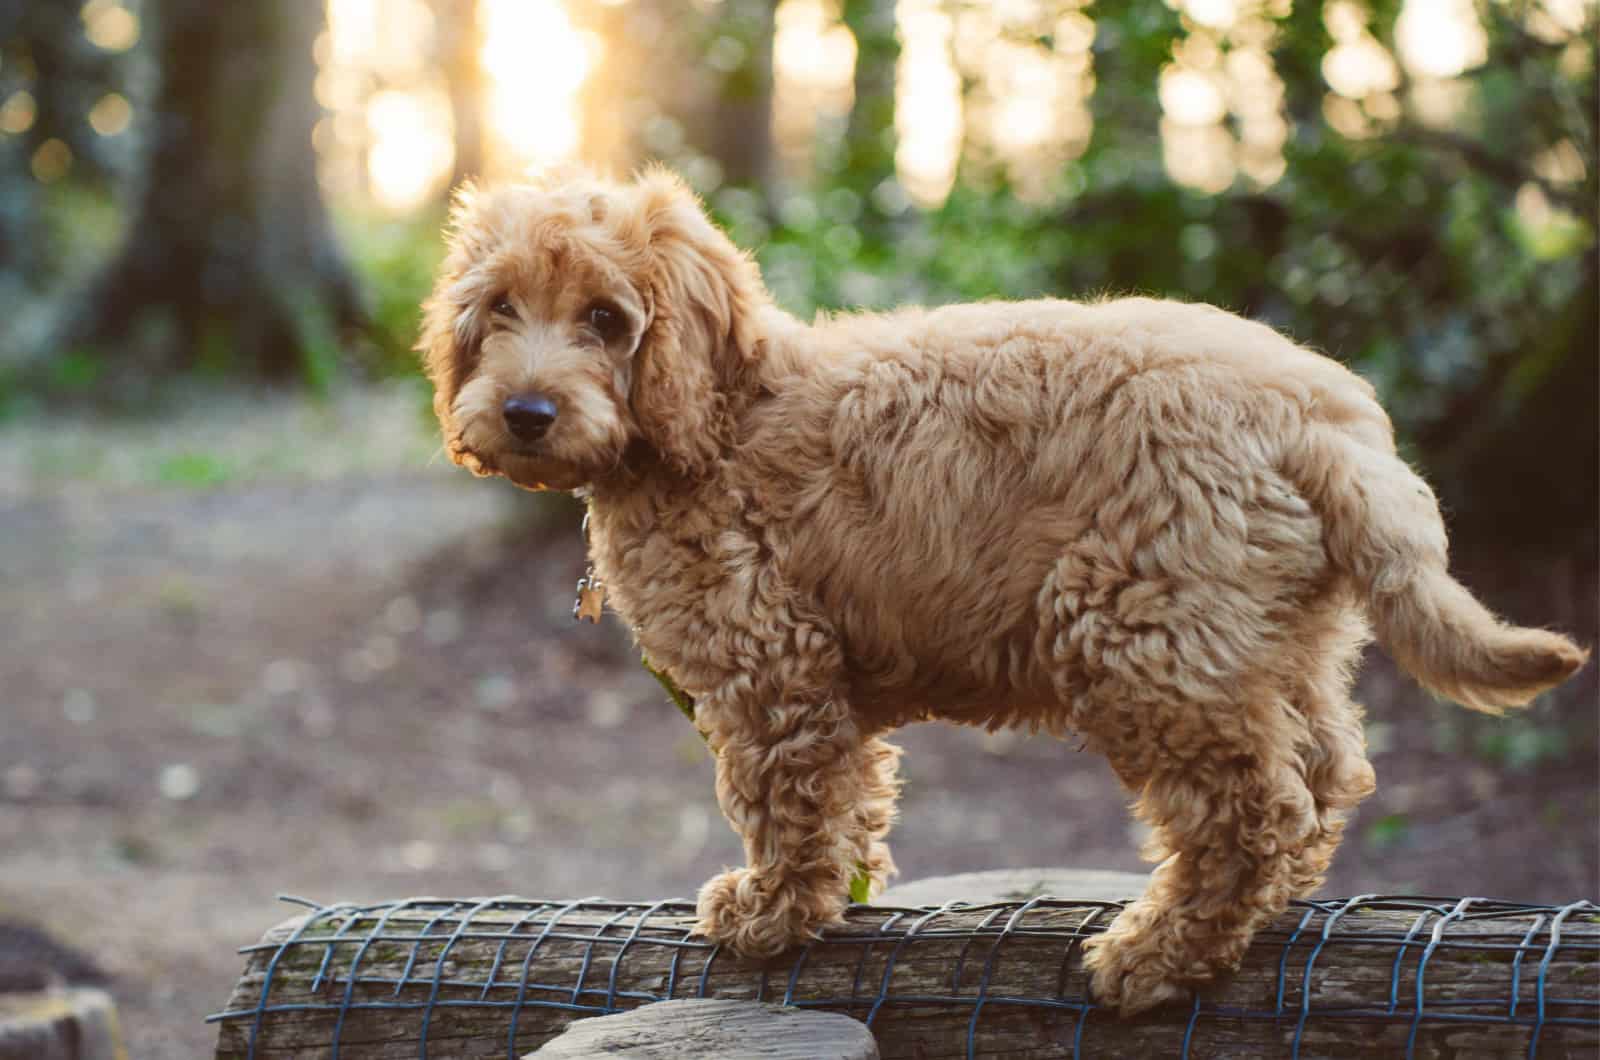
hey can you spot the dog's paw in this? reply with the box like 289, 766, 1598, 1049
1081, 931, 1192, 1016
694, 868, 830, 959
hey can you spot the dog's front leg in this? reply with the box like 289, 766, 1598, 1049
693, 689, 898, 958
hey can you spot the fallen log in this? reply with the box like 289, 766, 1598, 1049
210, 882, 1598, 1059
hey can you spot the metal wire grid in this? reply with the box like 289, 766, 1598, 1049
208, 893, 1599, 1059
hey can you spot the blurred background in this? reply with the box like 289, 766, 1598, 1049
0, 0, 1594, 1053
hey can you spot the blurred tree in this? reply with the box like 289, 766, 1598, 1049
840, 0, 897, 188
433, 0, 484, 190
748, 0, 1595, 551
51, 0, 364, 382
0, 1, 130, 180
581, 0, 773, 193
0, 0, 135, 283
696, 0, 775, 190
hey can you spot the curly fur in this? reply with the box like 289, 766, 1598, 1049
418, 168, 1588, 1014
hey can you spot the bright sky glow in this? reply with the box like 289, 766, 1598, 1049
1396, 0, 1486, 78
894, 0, 963, 207
1160, 1, 1289, 193
0, 91, 37, 136
81, 0, 140, 53
479, 0, 596, 174
366, 88, 454, 211
772, 0, 858, 177
313, 0, 1566, 213
88, 92, 133, 136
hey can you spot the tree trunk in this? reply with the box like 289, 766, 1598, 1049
578, 0, 771, 193
1422, 247, 1599, 556
841, 0, 898, 190
668, 0, 774, 191
434, 0, 485, 191
54, 0, 364, 380
700, 0, 774, 191
0, 1, 123, 284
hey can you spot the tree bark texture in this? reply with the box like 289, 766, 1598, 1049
59, 0, 364, 378
697, 0, 774, 191
841, 0, 898, 188
584, 0, 773, 193
211, 893, 1598, 1059
433, 0, 484, 191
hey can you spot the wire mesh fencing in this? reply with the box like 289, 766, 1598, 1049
209, 893, 1599, 1059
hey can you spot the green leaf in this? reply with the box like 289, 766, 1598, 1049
849, 863, 872, 904
642, 654, 697, 725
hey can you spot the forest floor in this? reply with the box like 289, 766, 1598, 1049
1, 383, 1594, 1057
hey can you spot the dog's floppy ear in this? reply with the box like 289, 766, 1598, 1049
626, 169, 765, 479
418, 184, 496, 471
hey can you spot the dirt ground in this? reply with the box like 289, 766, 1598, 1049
1, 384, 1594, 1057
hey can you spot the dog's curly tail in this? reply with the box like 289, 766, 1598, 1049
1286, 420, 1587, 714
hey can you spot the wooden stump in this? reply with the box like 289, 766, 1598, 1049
527, 998, 878, 1059
0, 988, 124, 1060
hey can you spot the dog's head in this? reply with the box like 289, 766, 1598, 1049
418, 168, 767, 490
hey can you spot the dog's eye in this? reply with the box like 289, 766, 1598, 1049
586, 302, 624, 343
491, 297, 518, 320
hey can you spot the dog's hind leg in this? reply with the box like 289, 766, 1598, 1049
1284, 604, 1377, 895
693, 692, 902, 957
1081, 685, 1322, 1015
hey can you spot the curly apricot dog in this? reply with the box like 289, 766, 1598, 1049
418, 169, 1586, 1014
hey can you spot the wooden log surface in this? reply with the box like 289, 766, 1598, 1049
212, 882, 1599, 1059
527, 998, 878, 1059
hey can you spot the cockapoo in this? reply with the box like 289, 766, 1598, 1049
418, 169, 1585, 1014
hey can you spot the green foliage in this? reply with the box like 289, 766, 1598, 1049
46, 349, 106, 392
5, 3, 1593, 547
195, 321, 236, 379
1435, 704, 1588, 772
1471, 715, 1573, 771
702, 1, 1597, 550
286, 286, 342, 396
1364, 812, 1411, 852
37, 181, 127, 287
336, 208, 450, 378
155, 452, 234, 488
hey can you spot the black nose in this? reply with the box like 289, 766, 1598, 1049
503, 394, 558, 442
